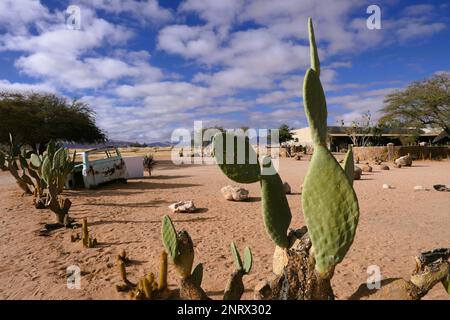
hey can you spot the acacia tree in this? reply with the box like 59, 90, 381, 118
339, 111, 374, 147
0, 92, 106, 153
379, 73, 450, 134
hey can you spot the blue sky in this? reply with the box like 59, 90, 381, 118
0, 0, 449, 142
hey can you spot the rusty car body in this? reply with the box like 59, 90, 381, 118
66, 146, 128, 189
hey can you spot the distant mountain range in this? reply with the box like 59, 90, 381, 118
65, 140, 174, 149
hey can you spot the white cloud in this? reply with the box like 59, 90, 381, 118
0, 1, 447, 142
0, 0, 51, 35
78, 0, 173, 24
0, 79, 55, 93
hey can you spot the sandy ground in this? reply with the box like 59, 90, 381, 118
0, 157, 449, 300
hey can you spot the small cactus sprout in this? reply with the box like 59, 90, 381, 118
230, 242, 243, 271
142, 278, 153, 300
191, 263, 204, 288
81, 218, 97, 248
301, 17, 359, 278
115, 260, 135, 292
223, 242, 253, 300
158, 251, 168, 291
230, 242, 253, 274
161, 215, 194, 279
117, 249, 130, 264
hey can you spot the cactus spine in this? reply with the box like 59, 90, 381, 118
301, 17, 359, 278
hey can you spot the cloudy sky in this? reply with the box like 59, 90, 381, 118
0, 0, 449, 142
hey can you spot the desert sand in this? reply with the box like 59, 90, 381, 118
0, 157, 449, 300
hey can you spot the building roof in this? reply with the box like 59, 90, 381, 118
292, 126, 443, 137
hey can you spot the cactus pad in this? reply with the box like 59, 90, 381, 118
30, 154, 42, 168
212, 132, 260, 183
301, 145, 359, 276
191, 263, 203, 287
260, 158, 291, 248
243, 247, 252, 274
161, 215, 178, 262
303, 68, 328, 146
230, 242, 243, 271
174, 230, 195, 279
308, 17, 320, 77
443, 278, 450, 295
342, 146, 354, 185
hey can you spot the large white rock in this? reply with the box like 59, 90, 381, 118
395, 154, 412, 167
169, 201, 197, 213
221, 186, 249, 201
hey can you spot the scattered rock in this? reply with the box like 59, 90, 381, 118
354, 166, 362, 180
374, 159, 383, 165
413, 185, 429, 191
379, 165, 390, 170
394, 163, 402, 168
272, 245, 289, 276
168, 201, 197, 213
283, 182, 291, 194
362, 164, 373, 172
382, 184, 392, 189
395, 154, 412, 167
221, 186, 249, 201
254, 274, 283, 300
433, 184, 450, 192
294, 154, 302, 161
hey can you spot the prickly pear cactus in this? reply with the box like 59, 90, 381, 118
162, 215, 178, 262
230, 242, 243, 270
175, 231, 195, 278
230, 242, 253, 274
260, 157, 291, 248
243, 247, 252, 274
342, 145, 355, 185
161, 215, 194, 279
191, 263, 203, 287
301, 18, 360, 277
212, 132, 260, 183
443, 278, 450, 295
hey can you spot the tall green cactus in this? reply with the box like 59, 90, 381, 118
212, 17, 359, 282
301, 17, 359, 278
